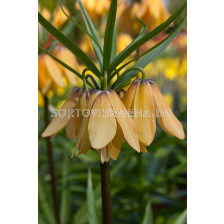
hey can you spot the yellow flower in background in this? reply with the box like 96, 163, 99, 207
117, 0, 170, 35
80, 34, 94, 56
53, 47, 79, 86
38, 47, 80, 97
164, 93, 174, 108
75, 0, 110, 20
117, 33, 133, 54
131, 0, 170, 33
52, 7, 70, 29
123, 79, 185, 151
38, 91, 45, 107
38, 5, 69, 29
38, 54, 65, 95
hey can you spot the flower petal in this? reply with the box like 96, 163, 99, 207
150, 81, 185, 139
133, 81, 156, 145
122, 79, 139, 109
42, 88, 80, 137
55, 48, 78, 85
66, 116, 77, 139
140, 142, 147, 153
44, 54, 65, 87
88, 92, 117, 149
107, 90, 140, 152
75, 91, 102, 150
107, 124, 123, 160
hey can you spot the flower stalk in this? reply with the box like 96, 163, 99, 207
100, 161, 113, 224
43, 96, 61, 224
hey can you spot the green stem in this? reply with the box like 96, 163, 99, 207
100, 162, 113, 224
86, 74, 100, 89
103, 72, 108, 91
44, 96, 61, 224
111, 67, 146, 89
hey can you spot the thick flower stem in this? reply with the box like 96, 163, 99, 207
100, 162, 113, 224
44, 96, 61, 224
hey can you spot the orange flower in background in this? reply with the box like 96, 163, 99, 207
131, 0, 170, 32
123, 79, 185, 151
117, 0, 170, 35
75, 0, 110, 20
38, 54, 65, 95
38, 47, 79, 96
53, 47, 80, 86
117, 33, 133, 54
38, 5, 69, 29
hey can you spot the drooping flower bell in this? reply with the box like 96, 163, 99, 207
41, 87, 85, 139
75, 90, 140, 163
123, 79, 185, 151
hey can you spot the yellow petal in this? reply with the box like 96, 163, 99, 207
140, 142, 147, 153
133, 81, 156, 145
55, 48, 78, 85
150, 81, 185, 139
42, 88, 80, 137
122, 79, 139, 109
66, 116, 77, 139
106, 90, 140, 152
99, 147, 110, 164
75, 91, 102, 150
107, 124, 123, 160
88, 92, 117, 149
79, 124, 91, 154
44, 55, 65, 87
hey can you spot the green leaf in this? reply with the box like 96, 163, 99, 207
38, 46, 83, 80
173, 209, 187, 224
110, 22, 117, 63
87, 169, 98, 224
47, 17, 76, 52
77, 0, 103, 70
38, 176, 56, 224
103, 0, 117, 71
108, 1, 187, 74
142, 201, 153, 224
113, 15, 187, 90
38, 12, 100, 77
60, 157, 71, 224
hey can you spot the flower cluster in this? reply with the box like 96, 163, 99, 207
42, 79, 185, 163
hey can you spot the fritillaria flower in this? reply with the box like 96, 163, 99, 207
123, 79, 185, 151
75, 90, 140, 163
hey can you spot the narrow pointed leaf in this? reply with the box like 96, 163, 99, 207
77, 0, 103, 70
48, 20, 75, 52
38, 176, 56, 224
142, 201, 153, 224
60, 157, 71, 224
87, 169, 98, 224
173, 209, 187, 224
110, 21, 117, 63
103, 0, 117, 71
38, 12, 100, 77
108, 1, 187, 73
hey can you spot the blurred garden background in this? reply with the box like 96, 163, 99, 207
38, 0, 187, 223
